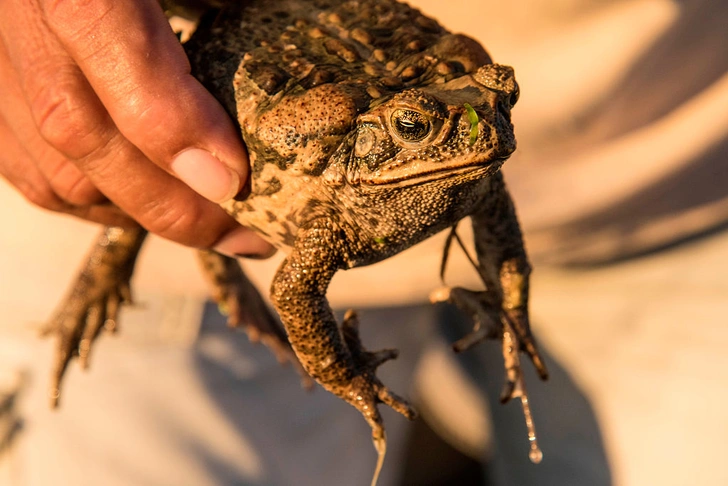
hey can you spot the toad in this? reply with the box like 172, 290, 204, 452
46, 0, 549, 483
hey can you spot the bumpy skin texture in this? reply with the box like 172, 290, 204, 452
48, 0, 548, 475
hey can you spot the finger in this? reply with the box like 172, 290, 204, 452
0, 36, 133, 225
0, 1, 271, 254
0, 114, 68, 212
0, 37, 106, 207
40, 0, 249, 203
0, 108, 137, 226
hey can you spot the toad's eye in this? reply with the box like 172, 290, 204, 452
390, 109, 431, 142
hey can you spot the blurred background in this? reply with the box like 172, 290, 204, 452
1, 0, 727, 485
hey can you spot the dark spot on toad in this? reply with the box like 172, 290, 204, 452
250, 63, 291, 94
302, 66, 335, 88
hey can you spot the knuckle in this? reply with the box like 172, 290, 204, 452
47, 167, 103, 206
114, 80, 189, 151
62, 179, 104, 206
31, 80, 85, 148
30, 76, 108, 160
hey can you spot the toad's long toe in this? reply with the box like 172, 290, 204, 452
339, 311, 416, 486
431, 284, 547, 463
341, 310, 417, 421
431, 286, 548, 379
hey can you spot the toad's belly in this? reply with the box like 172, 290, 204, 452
220, 165, 331, 253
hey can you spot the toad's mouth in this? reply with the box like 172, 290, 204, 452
360, 154, 510, 187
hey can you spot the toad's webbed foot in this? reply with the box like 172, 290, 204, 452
430, 286, 546, 463
44, 226, 146, 408
340, 310, 415, 420
43, 281, 131, 407
197, 250, 312, 388
430, 286, 547, 380
339, 310, 417, 486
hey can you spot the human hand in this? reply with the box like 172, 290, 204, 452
0, 0, 273, 257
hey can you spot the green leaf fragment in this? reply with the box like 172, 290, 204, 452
464, 103, 479, 146
373, 236, 387, 245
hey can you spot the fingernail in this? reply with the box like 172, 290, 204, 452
213, 226, 276, 258
234, 252, 270, 260
171, 148, 240, 203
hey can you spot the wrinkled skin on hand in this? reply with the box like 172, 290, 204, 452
0, 0, 269, 256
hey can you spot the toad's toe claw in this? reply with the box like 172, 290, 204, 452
118, 282, 133, 306
428, 286, 452, 304
523, 338, 549, 380
370, 428, 387, 486
48, 386, 61, 409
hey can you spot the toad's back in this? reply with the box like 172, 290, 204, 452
185, 0, 465, 118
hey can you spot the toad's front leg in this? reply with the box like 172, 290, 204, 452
270, 221, 415, 484
467, 174, 548, 384
432, 172, 548, 462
